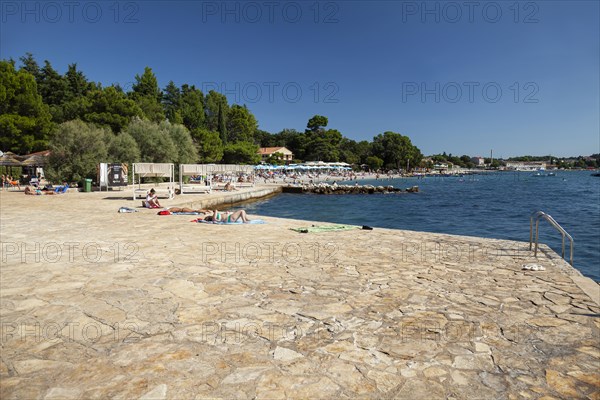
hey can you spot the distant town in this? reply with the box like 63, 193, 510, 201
419, 153, 599, 172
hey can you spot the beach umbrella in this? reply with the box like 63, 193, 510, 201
0, 152, 22, 166
20, 154, 48, 167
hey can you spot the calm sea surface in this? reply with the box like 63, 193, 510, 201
238, 171, 600, 281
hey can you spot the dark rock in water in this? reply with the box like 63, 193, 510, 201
282, 183, 420, 195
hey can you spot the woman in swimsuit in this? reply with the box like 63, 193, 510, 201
204, 209, 251, 223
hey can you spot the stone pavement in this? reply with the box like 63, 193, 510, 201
0, 189, 598, 399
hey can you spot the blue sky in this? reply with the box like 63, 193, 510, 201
2, 0, 598, 157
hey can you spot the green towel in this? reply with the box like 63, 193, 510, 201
290, 225, 360, 233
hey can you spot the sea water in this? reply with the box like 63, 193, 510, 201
239, 171, 600, 281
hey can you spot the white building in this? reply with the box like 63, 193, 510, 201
471, 157, 486, 167
505, 161, 547, 171
258, 147, 294, 163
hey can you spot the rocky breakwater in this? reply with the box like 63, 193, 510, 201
283, 183, 419, 195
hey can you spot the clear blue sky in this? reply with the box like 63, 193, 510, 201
2, 0, 598, 157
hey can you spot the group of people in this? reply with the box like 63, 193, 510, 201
24, 182, 69, 195
145, 188, 250, 223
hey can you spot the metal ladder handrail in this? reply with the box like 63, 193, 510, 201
529, 211, 574, 265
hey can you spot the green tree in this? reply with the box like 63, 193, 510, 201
227, 104, 258, 143
180, 84, 205, 130
19, 53, 41, 82
306, 115, 328, 132
254, 129, 274, 146
217, 102, 227, 144
193, 128, 224, 163
303, 115, 340, 161
107, 132, 141, 164
205, 90, 229, 141
83, 86, 143, 132
271, 129, 306, 160
266, 152, 285, 165
38, 60, 69, 107
365, 156, 384, 171
131, 66, 161, 99
160, 121, 198, 164
135, 96, 165, 122
305, 129, 342, 161
339, 138, 360, 165
124, 118, 177, 163
355, 140, 372, 165
371, 131, 422, 171
162, 80, 181, 122
222, 141, 260, 164
46, 120, 109, 182
0, 61, 53, 153
130, 67, 164, 122
64, 63, 90, 99
459, 155, 473, 168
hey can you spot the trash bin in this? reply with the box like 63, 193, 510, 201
84, 178, 92, 192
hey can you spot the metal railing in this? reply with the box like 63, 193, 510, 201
529, 211, 574, 265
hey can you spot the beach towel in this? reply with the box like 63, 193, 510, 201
157, 211, 202, 215
118, 207, 138, 213
192, 219, 265, 225
290, 225, 360, 233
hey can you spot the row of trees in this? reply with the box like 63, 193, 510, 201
1, 54, 424, 181
428, 153, 500, 169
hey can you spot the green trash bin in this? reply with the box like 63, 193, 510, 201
84, 178, 92, 192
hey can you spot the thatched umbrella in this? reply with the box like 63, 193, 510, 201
21, 153, 48, 167
0, 152, 22, 166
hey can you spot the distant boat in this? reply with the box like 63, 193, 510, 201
592, 172, 600, 177
532, 169, 556, 177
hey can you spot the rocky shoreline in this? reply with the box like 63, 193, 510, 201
283, 183, 420, 195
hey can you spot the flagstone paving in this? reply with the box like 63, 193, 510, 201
0, 189, 598, 399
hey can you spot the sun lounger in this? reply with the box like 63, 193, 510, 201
54, 184, 69, 194
179, 184, 212, 194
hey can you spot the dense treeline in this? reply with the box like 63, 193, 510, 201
0, 54, 423, 181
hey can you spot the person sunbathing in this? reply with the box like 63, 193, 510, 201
224, 182, 237, 191
167, 207, 211, 214
24, 186, 55, 195
204, 209, 251, 223
24, 186, 41, 195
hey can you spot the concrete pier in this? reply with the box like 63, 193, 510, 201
1, 188, 598, 399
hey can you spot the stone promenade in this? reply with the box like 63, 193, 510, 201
0, 188, 598, 399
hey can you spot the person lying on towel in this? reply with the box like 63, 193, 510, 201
167, 207, 211, 214
203, 209, 251, 223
